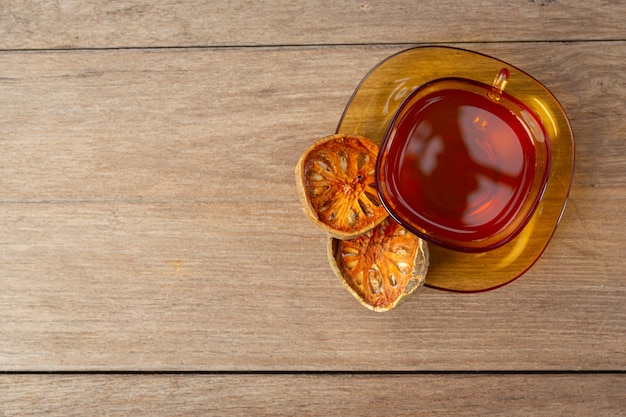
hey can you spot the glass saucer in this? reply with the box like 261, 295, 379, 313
336, 46, 574, 292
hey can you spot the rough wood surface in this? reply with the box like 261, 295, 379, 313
0, 0, 624, 413
1, 374, 624, 416
1, 0, 624, 49
1, 42, 624, 372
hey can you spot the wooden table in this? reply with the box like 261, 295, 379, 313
1, 1, 624, 415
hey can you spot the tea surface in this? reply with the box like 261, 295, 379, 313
381, 88, 537, 246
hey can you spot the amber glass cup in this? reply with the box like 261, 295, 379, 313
337, 46, 574, 291
376, 69, 551, 253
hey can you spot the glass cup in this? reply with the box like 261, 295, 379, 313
376, 68, 551, 252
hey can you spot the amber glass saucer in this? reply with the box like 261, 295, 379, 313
336, 46, 574, 292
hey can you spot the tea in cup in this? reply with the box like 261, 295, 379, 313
376, 68, 551, 252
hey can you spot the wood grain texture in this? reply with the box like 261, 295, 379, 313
0, 0, 625, 411
1, 0, 624, 50
1, 42, 625, 371
1, 374, 625, 416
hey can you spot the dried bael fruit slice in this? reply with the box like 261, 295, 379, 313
295, 134, 388, 239
328, 218, 429, 312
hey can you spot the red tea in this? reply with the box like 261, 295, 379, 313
378, 86, 543, 249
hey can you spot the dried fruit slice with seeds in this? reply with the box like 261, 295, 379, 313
295, 134, 388, 239
328, 218, 429, 312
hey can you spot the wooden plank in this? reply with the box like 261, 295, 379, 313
1, 374, 624, 416
0, 200, 624, 371
1, 42, 624, 201
1, 42, 625, 371
0, 1, 624, 50
0, 46, 359, 202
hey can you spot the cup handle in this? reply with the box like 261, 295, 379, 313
488, 67, 510, 101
